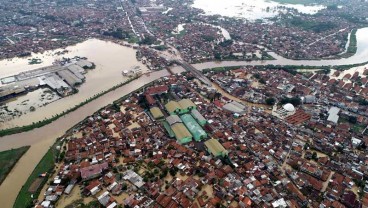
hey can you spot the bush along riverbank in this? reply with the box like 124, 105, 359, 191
13, 139, 63, 208
0, 146, 30, 185
202, 61, 368, 74
0, 75, 140, 137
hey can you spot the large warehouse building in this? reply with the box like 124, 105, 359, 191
165, 99, 197, 115
171, 123, 193, 144
150, 107, 164, 120
191, 109, 207, 126
180, 114, 207, 142
205, 139, 228, 157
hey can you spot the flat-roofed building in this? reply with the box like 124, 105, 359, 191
178, 99, 196, 113
165, 101, 181, 115
180, 114, 207, 142
76, 60, 93, 68
150, 107, 164, 120
57, 70, 82, 86
327, 107, 340, 124
205, 139, 228, 157
166, 115, 182, 126
223, 101, 247, 115
171, 123, 192, 144
191, 109, 206, 126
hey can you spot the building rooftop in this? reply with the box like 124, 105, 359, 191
150, 107, 164, 119
204, 139, 228, 157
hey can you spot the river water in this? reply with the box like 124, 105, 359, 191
193, 27, 368, 70
0, 69, 170, 208
0, 39, 150, 129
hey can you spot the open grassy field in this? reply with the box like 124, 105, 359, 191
0, 146, 30, 185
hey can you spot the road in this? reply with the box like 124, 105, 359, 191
177, 60, 213, 87
308, 28, 348, 46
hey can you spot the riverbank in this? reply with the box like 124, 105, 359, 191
0, 75, 139, 137
201, 61, 368, 74
13, 140, 61, 208
0, 146, 30, 185
0, 39, 149, 129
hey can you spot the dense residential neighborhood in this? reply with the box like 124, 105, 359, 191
33, 64, 368, 207
1, 0, 368, 61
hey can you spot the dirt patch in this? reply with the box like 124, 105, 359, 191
28, 178, 44, 193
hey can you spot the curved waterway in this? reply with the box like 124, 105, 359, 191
0, 39, 150, 128
193, 27, 368, 70
0, 70, 170, 208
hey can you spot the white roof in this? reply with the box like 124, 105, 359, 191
53, 179, 61, 184
41, 201, 51, 208
107, 202, 117, 208
328, 107, 340, 115
283, 103, 295, 112
327, 106, 340, 123
272, 198, 287, 208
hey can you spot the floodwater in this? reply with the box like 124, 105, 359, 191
0, 88, 60, 123
193, 27, 368, 70
0, 69, 170, 208
0, 39, 150, 128
191, 0, 325, 21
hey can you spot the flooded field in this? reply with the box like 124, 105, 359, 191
0, 69, 170, 208
0, 39, 149, 128
0, 88, 60, 123
192, 0, 325, 21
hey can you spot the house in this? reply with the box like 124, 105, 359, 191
84, 180, 102, 196
80, 162, 109, 181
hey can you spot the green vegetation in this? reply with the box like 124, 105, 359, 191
339, 13, 367, 24
202, 61, 368, 75
288, 17, 337, 33
0, 75, 140, 137
153, 45, 168, 51
218, 40, 233, 47
128, 36, 140, 44
0, 146, 30, 185
352, 124, 366, 134
102, 28, 131, 39
265, 97, 276, 105
358, 99, 368, 106
202, 66, 242, 73
201, 35, 216, 42
139, 36, 157, 45
28, 58, 42, 65
346, 29, 357, 55
280, 96, 301, 106
176, 29, 187, 38
13, 140, 62, 208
